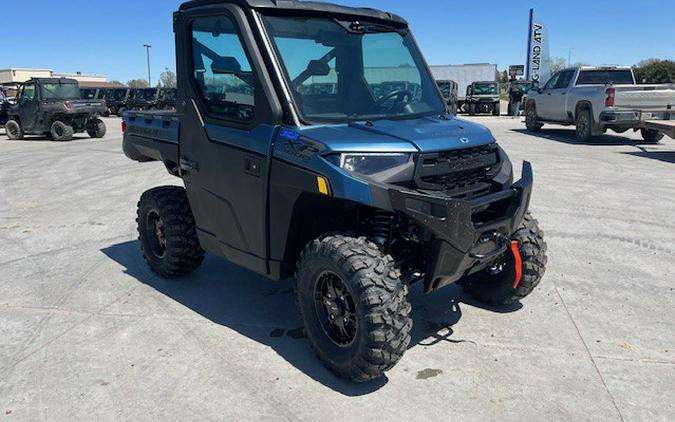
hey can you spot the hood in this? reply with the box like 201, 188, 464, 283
297, 115, 496, 153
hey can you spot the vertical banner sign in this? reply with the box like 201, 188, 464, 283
529, 23, 545, 84
526, 9, 547, 85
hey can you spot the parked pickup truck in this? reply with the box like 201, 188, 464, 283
525, 66, 675, 142
122, 0, 547, 383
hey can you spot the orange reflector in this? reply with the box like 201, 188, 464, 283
317, 176, 330, 195
511, 241, 523, 289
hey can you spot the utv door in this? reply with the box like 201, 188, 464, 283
175, 5, 282, 274
17, 83, 38, 131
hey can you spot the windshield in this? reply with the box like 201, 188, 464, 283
81, 89, 97, 100
262, 16, 444, 123
160, 89, 176, 100
131, 89, 157, 100
511, 83, 532, 94
576, 70, 634, 85
437, 82, 454, 98
472, 83, 498, 95
41, 82, 80, 100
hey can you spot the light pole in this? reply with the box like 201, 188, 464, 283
143, 44, 152, 87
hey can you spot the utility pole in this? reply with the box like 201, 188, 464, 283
568, 48, 573, 67
143, 44, 152, 87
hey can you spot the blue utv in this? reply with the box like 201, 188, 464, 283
122, 0, 548, 383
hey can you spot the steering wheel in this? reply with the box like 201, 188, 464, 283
372, 89, 413, 113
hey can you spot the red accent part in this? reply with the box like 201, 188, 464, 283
511, 241, 523, 289
605, 87, 616, 107
121, 120, 127, 133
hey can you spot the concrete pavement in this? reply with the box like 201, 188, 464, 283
0, 116, 673, 421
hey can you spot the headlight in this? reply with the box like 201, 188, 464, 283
327, 153, 411, 176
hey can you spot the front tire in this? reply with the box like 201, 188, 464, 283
50, 121, 74, 141
492, 102, 501, 116
5, 120, 23, 140
525, 106, 543, 131
295, 235, 412, 383
86, 118, 107, 138
640, 128, 664, 144
459, 213, 547, 306
137, 186, 205, 277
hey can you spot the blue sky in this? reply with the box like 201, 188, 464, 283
0, 0, 672, 84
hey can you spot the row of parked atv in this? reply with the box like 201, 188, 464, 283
81, 86, 177, 117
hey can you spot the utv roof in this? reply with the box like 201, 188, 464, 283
28, 77, 78, 83
180, 0, 407, 26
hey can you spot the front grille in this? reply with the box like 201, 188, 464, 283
414, 143, 500, 198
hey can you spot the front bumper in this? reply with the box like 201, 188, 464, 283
375, 162, 533, 291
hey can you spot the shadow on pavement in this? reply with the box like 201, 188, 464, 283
102, 240, 520, 395
622, 149, 675, 164
510, 128, 643, 146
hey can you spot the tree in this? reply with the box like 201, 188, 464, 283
109, 80, 125, 87
159, 70, 177, 88
127, 79, 149, 88
548, 57, 567, 75
633, 59, 675, 84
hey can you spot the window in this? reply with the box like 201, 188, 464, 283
191, 16, 255, 122
543, 73, 560, 90
21, 84, 36, 103
40, 82, 80, 100
576, 69, 634, 85
554, 70, 575, 89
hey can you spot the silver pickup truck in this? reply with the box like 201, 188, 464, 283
525, 66, 675, 142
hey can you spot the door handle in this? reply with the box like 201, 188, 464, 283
180, 158, 199, 173
245, 157, 262, 177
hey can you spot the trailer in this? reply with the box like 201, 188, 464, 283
430, 64, 497, 113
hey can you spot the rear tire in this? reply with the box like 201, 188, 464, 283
137, 186, 205, 277
575, 109, 593, 141
468, 103, 476, 116
525, 106, 543, 131
295, 234, 412, 383
459, 212, 547, 306
640, 128, 664, 144
50, 121, 74, 141
5, 120, 23, 140
86, 118, 107, 138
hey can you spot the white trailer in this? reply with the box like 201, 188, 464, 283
429, 63, 498, 101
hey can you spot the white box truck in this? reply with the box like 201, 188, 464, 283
430, 63, 498, 113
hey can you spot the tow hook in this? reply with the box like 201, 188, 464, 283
511, 241, 523, 288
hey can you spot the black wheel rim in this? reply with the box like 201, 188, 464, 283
8, 124, 18, 137
54, 125, 63, 137
313, 271, 358, 347
145, 210, 167, 258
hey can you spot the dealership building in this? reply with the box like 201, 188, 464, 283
0, 68, 123, 89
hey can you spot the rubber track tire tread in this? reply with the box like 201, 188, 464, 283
295, 234, 412, 382
460, 212, 548, 305
137, 186, 205, 277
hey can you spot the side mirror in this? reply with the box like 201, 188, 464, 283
304, 60, 331, 78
